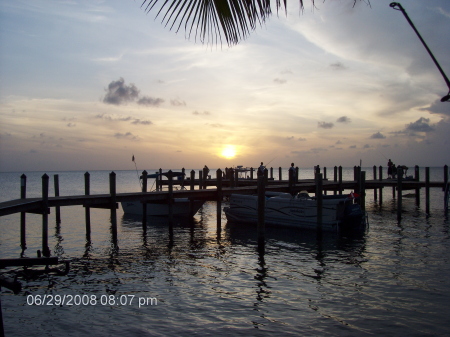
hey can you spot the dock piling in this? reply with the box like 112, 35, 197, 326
216, 169, 222, 232
426, 167, 430, 214
397, 167, 403, 221
84, 172, 91, 238
142, 170, 148, 230
20, 174, 27, 252
109, 171, 118, 244
257, 169, 266, 253
54, 174, 61, 224
42, 174, 50, 257
316, 173, 323, 230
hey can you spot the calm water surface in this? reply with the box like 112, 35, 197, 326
1, 168, 449, 336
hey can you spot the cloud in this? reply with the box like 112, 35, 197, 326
113, 132, 140, 141
274, 78, 287, 84
405, 117, 435, 133
330, 62, 347, 70
66, 122, 76, 127
420, 99, 450, 116
103, 78, 139, 105
131, 119, 153, 125
137, 96, 164, 107
95, 114, 152, 125
370, 132, 386, 139
318, 121, 334, 129
171, 99, 187, 106
336, 116, 351, 123
193, 111, 211, 116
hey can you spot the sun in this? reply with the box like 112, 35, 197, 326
221, 145, 237, 159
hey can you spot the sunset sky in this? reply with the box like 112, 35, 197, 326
1, 0, 449, 172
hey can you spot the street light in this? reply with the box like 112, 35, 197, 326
390, 2, 450, 102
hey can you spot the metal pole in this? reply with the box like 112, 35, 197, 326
390, 2, 450, 102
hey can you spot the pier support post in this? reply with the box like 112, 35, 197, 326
270, 167, 273, 180
216, 169, 222, 233
109, 172, 118, 245
142, 170, 148, 230
397, 167, 403, 222
379, 166, 383, 205
279, 167, 282, 181
199, 170, 203, 190
415, 165, 420, 206
289, 166, 294, 195
190, 170, 195, 190
338, 166, 343, 195
250, 167, 254, 180
360, 171, 366, 211
54, 174, 61, 224
168, 170, 174, 231
20, 174, 27, 252
426, 167, 430, 214
316, 173, 323, 230
334, 166, 337, 195
84, 172, 91, 238
42, 174, 50, 257
257, 170, 266, 253
444, 165, 448, 191
373, 166, 378, 201
234, 169, 239, 187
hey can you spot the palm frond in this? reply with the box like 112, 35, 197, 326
141, 0, 304, 46
141, 0, 369, 46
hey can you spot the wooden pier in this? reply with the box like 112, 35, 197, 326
0, 165, 448, 256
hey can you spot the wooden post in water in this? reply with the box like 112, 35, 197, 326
270, 167, 273, 180
338, 166, 343, 195
425, 167, 430, 214
379, 166, 383, 205
373, 166, 378, 201
53, 174, 61, 224
288, 166, 294, 195
84, 172, 91, 238
42, 174, 50, 257
234, 169, 239, 188
199, 170, 203, 190
360, 171, 366, 211
279, 167, 282, 181
190, 170, 195, 190
142, 170, 148, 230
415, 165, 420, 206
20, 174, 27, 252
333, 166, 337, 195
168, 170, 174, 229
257, 169, 266, 253
444, 165, 448, 191
250, 167, 254, 180
397, 167, 403, 222
216, 169, 222, 232
316, 173, 323, 230
109, 172, 118, 244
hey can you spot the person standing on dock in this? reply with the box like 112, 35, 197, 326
203, 165, 210, 179
289, 163, 296, 182
388, 159, 394, 179
258, 162, 265, 177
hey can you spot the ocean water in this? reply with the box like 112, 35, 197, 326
0, 167, 449, 336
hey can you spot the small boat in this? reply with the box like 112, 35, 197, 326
121, 199, 205, 216
223, 191, 365, 231
121, 170, 205, 216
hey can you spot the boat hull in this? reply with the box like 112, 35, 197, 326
121, 199, 204, 217
224, 193, 363, 231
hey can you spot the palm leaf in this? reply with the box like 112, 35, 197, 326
141, 0, 368, 46
141, 0, 296, 45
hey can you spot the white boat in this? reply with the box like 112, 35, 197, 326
121, 199, 205, 216
223, 191, 365, 231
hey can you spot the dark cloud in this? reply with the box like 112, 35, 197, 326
370, 132, 386, 139
298, 137, 307, 141
103, 78, 139, 105
405, 117, 435, 133
336, 116, 351, 123
330, 62, 347, 70
419, 99, 450, 116
318, 121, 334, 129
137, 96, 164, 107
